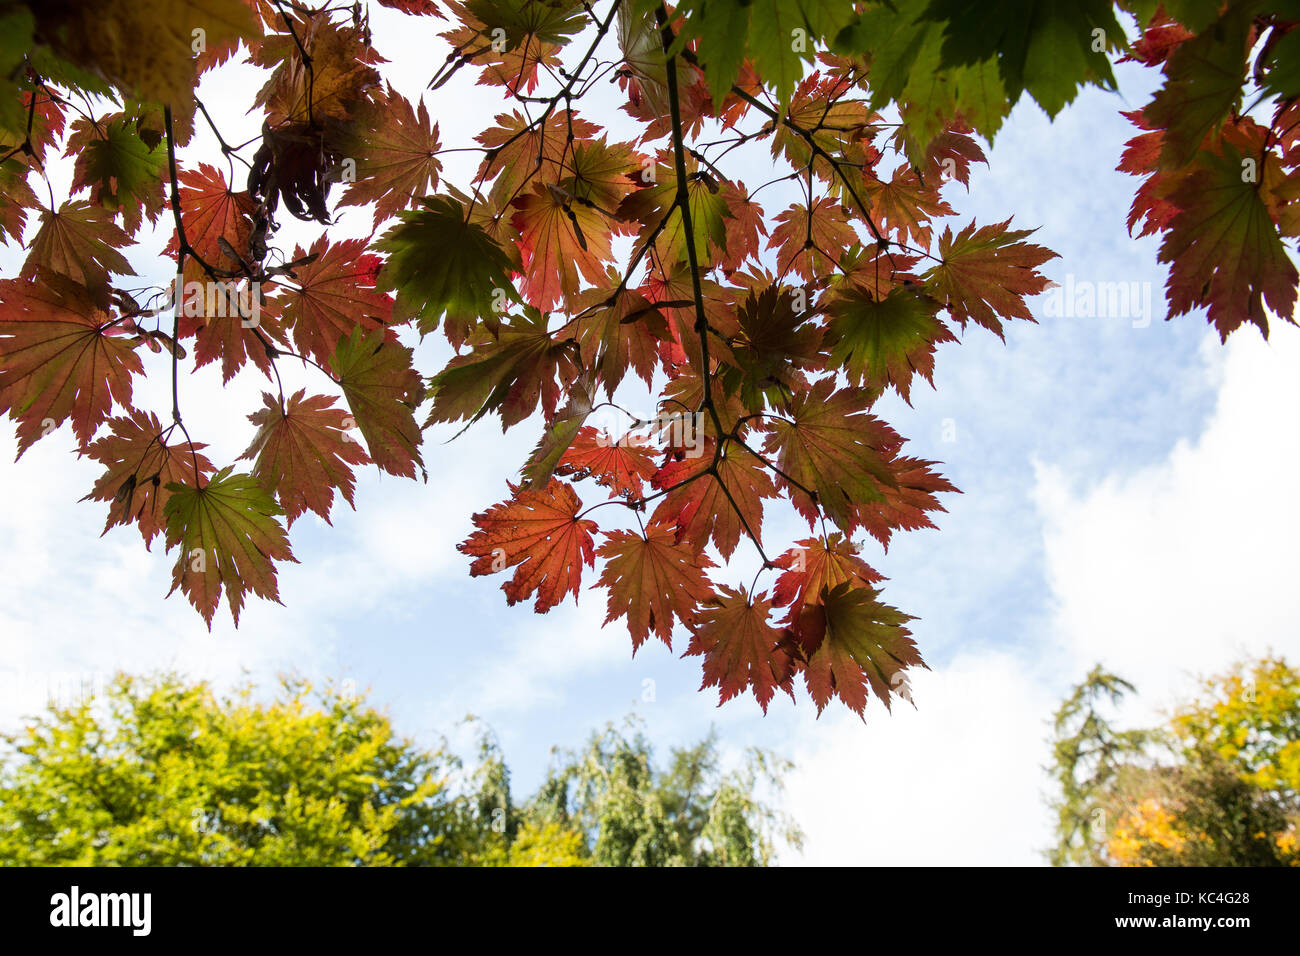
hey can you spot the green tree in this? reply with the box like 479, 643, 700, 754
523, 718, 803, 866
1046, 657, 1300, 867
1047, 666, 1153, 866
0, 673, 465, 865
0, 673, 799, 866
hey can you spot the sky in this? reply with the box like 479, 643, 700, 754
1, 8, 1297, 866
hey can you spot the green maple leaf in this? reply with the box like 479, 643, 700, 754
836, 3, 1008, 162
919, 0, 1124, 117
617, 154, 731, 270
464, 0, 587, 48
426, 308, 578, 432
67, 114, 167, 233
827, 286, 953, 404
1145, 4, 1251, 169
330, 327, 427, 479
677, 0, 855, 109
163, 467, 297, 629
802, 582, 924, 716
0, 7, 35, 136
520, 370, 595, 490
376, 195, 519, 338
763, 378, 899, 532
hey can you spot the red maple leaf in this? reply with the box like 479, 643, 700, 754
556, 425, 660, 498
459, 478, 598, 612
240, 389, 371, 525
0, 272, 142, 456
686, 585, 796, 713
595, 526, 716, 651
82, 407, 215, 546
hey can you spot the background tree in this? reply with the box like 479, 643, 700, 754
1047, 657, 1300, 867
1047, 666, 1154, 867
2, 1, 1298, 718
522, 718, 802, 865
0, 672, 797, 866
0, 674, 459, 865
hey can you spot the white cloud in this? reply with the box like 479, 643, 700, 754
783, 651, 1057, 866
1034, 321, 1300, 719
781, 320, 1300, 865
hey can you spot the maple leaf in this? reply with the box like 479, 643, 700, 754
562, 135, 643, 213
771, 533, 885, 624
441, 1, 568, 95
915, 125, 987, 187
29, 0, 257, 111
826, 285, 953, 403
615, 4, 712, 136
377, 0, 444, 15
919, 0, 1122, 118
475, 110, 601, 205
660, 365, 751, 443
330, 327, 426, 479
466, 0, 586, 50
1144, 4, 1251, 169
1117, 109, 1184, 239
459, 478, 597, 612
716, 181, 768, 272
649, 443, 777, 560
265, 237, 393, 367
718, 284, 824, 410
22, 200, 136, 296
768, 198, 858, 280
556, 426, 661, 499
854, 456, 958, 549
798, 582, 925, 717
924, 218, 1057, 338
339, 84, 443, 226
175, 267, 278, 384
0, 156, 37, 246
253, 13, 381, 125
596, 526, 716, 652
618, 153, 731, 270
240, 389, 371, 526
426, 309, 579, 431
1159, 123, 1299, 339
571, 280, 669, 397
841, 2, 1009, 161
164, 163, 257, 272
163, 467, 297, 629
0, 271, 143, 457
67, 113, 166, 234
643, 264, 740, 372
81, 407, 215, 546
377, 195, 518, 337
686, 585, 795, 713
680, 2, 832, 117
512, 182, 616, 312
771, 73, 874, 178
763, 378, 900, 532
862, 165, 954, 247
520, 373, 595, 490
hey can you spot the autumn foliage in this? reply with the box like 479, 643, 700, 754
1, 1, 1297, 716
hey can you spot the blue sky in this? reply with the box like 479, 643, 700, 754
2, 10, 1297, 865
